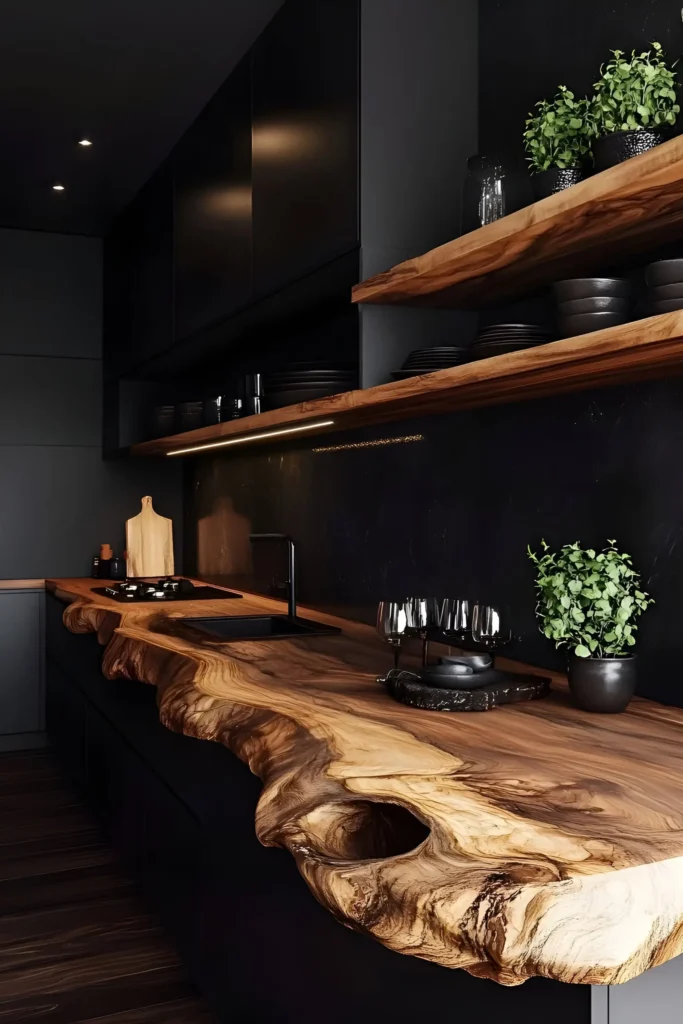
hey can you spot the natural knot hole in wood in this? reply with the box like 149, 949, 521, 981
298, 800, 430, 861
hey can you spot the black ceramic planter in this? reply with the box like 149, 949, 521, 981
593, 129, 665, 172
531, 167, 584, 200
568, 655, 636, 713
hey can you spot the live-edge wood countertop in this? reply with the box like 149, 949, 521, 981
47, 578, 683, 987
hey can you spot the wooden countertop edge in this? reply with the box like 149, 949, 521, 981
0, 579, 45, 590
45, 578, 683, 988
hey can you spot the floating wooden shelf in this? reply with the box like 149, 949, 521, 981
352, 137, 683, 308
131, 311, 683, 456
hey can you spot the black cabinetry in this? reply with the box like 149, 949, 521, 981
46, 595, 589, 1024
252, 0, 359, 299
103, 164, 174, 379
174, 55, 253, 342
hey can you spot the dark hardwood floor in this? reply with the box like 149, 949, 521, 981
0, 748, 215, 1022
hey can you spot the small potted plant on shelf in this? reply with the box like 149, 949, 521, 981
528, 539, 653, 712
523, 85, 594, 200
591, 42, 679, 171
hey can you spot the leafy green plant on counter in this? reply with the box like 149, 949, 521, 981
591, 42, 680, 133
527, 540, 653, 658
523, 86, 594, 173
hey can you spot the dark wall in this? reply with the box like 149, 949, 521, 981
480, 0, 683, 161
359, 0, 478, 386
185, 0, 683, 708
0, 227, 182, 577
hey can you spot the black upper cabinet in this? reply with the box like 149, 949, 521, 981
252, 0, 359, 300
104, 164, 174, 377
174, 56, 252, 343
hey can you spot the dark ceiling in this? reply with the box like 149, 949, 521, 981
0, 0, 283, 236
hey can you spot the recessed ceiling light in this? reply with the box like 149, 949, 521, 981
52, 184, 65, 191
78, 139, 92, 147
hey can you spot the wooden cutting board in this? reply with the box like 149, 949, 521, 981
126, 496, 174, 578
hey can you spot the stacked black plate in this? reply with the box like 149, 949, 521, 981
263, 362, 357, 410
469, 324, 552, 360
391, 346, 470, 380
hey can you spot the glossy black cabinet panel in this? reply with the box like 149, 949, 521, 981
174, 56, 252, 342
252, 0, 359, 299
46, 657, 87, 793
103, 164, 173, 377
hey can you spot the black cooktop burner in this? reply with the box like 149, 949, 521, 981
93, 577, 243, 603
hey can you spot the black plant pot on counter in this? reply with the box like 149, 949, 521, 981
593, 129, 665, 172
567, 655, 637, 713
531, 166, 584, 200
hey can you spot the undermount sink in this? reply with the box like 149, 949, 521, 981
178, 614, 341, 642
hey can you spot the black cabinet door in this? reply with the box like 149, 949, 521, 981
85, 706, 146, 873
174, 56, 252, 343
103, 164, 174, 376
45, 657, 87, 793
252, 0, 359, 299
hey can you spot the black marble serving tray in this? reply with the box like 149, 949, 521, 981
388, 672, 551, 712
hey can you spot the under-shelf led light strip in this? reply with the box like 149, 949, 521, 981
166, 420, 335, 456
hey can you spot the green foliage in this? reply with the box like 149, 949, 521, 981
523, 86, 594, 173
527, 540, 653, 659
591, 42, 680, 134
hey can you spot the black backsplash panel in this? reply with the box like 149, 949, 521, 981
186, 375, 683, 706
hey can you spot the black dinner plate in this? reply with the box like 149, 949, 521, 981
469, 342, 538, 359
266, 379, 355, 390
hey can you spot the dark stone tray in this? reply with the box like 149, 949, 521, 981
388, 671, 551, 712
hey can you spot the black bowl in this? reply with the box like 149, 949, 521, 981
645, 260, 683, 288
560, 311, 627, 337
649, 282, 683, 301
558, 296, 630, 316
649, 298, 683, 315
553, 278, 630, 302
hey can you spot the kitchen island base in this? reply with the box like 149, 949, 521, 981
45, 591, 590, 1023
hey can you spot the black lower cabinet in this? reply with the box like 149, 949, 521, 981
45, 595, 591, 1023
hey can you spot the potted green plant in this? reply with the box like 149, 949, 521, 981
528, 540, 653, 712
591, 42, 679, 171
523, 86, 593, 200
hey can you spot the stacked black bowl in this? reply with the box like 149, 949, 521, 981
263, 362, 357, 410
645, 260, 683, 315
391, 346, 470, 379
554, 278, 631, 337
469, 324, 552, 360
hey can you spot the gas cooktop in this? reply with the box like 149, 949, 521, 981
93, 577, 243, 603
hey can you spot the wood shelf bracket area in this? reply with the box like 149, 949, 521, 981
352, 137, 683, 308
131, 311, 683, 456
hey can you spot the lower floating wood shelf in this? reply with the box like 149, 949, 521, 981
131, 311, 683, 456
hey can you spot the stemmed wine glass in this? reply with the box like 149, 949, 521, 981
376, 600, 410, 679
405, 597, 450, 666
471, 602, 512, 649
439, 598, 474, 645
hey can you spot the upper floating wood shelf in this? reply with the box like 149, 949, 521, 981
132, 311, 683, 456
352, 137, 683, 308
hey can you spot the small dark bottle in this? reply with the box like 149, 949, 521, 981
109, 556, 126, 580
91, 556, 101, 579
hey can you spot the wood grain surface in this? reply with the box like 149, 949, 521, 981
132, 311, 683, 456
0, 749, 212, 1022
352, 135, 683, 307
47, 578, 683, 987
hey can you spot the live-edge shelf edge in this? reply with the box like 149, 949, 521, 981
128, 311, 683, 457
351, 136, 683, 308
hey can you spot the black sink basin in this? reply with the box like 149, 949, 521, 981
178, 614, 341, 641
